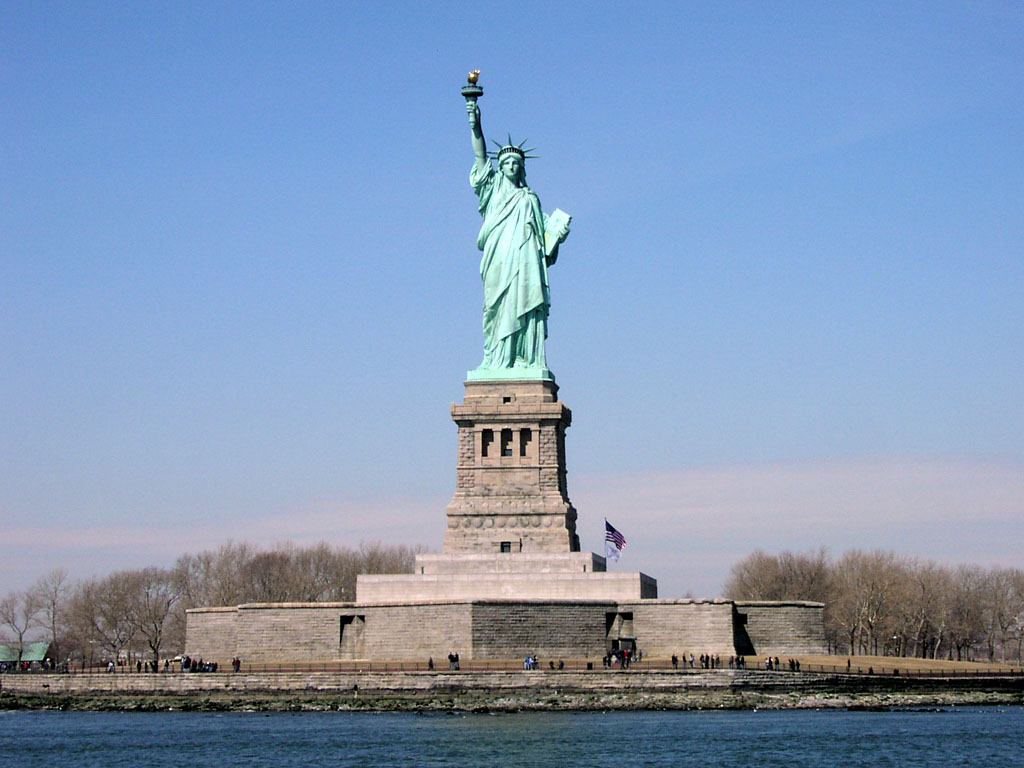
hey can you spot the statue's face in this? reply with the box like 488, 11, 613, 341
500, 154, 523, 183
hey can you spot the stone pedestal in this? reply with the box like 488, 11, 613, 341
354, 378, 658, 604
445, 379, 580, 553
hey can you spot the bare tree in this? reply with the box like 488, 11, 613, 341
31, 568, 70, 662
724, 548, 832, 601
725, 548, 839, 649
0, 589, 42, 662
983, 567, 1021, 662
945, 565, 987, 661
904, 561, 951, 659
69, 571, 142, 669
8, 539, 428, 664
291, 541, 352, 601
135, 567, 178, 665
1010, 570, 1024, 663
833, 550, 907, 655
723, 550, 784, 600
241, 548, 297, 602
176, 541, 265, 606
171, 539, 421, 608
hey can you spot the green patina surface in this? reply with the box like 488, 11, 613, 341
466, 366, 554, 382
464, 77, 570, 381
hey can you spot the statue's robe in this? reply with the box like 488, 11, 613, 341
471, 161, 552, 370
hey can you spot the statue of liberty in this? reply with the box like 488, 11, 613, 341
465, 83, 571, 381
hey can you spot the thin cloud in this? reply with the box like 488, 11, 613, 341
1, 456, 1020, 601
573, 455, 1024, 597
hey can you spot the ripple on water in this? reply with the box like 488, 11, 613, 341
1, 707, 1022, 768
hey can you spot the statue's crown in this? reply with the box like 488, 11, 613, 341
497, 145, 525, 161
489, 135, 538, 161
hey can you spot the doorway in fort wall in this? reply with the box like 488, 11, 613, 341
340, 614, 365, 658
606, 610, 634, 652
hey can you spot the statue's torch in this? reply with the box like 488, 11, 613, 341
461, 70, 483, 102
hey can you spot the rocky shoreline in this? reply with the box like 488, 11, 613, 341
3, 685, 1021, 713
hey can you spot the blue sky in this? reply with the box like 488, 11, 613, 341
2, 1, 1022, 598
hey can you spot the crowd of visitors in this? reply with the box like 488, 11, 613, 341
88, 657, 172, 673
759, 656, 801, 671
666, 653, 756, 670
661, 653, 808, 672
602, 648, 641, 669
179, 655, 218, 673
90, 656, 242, 674
662, 654, 799, 671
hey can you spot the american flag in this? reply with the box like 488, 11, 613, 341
605, 520, 626, 561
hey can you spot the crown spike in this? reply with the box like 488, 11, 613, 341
488, 135, 540, 162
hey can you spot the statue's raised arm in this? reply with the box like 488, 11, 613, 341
467, 101, 487, 168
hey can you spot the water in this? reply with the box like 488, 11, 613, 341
1, 707, 1021, 767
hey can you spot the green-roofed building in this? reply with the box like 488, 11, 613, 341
0, 641, 53, 665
